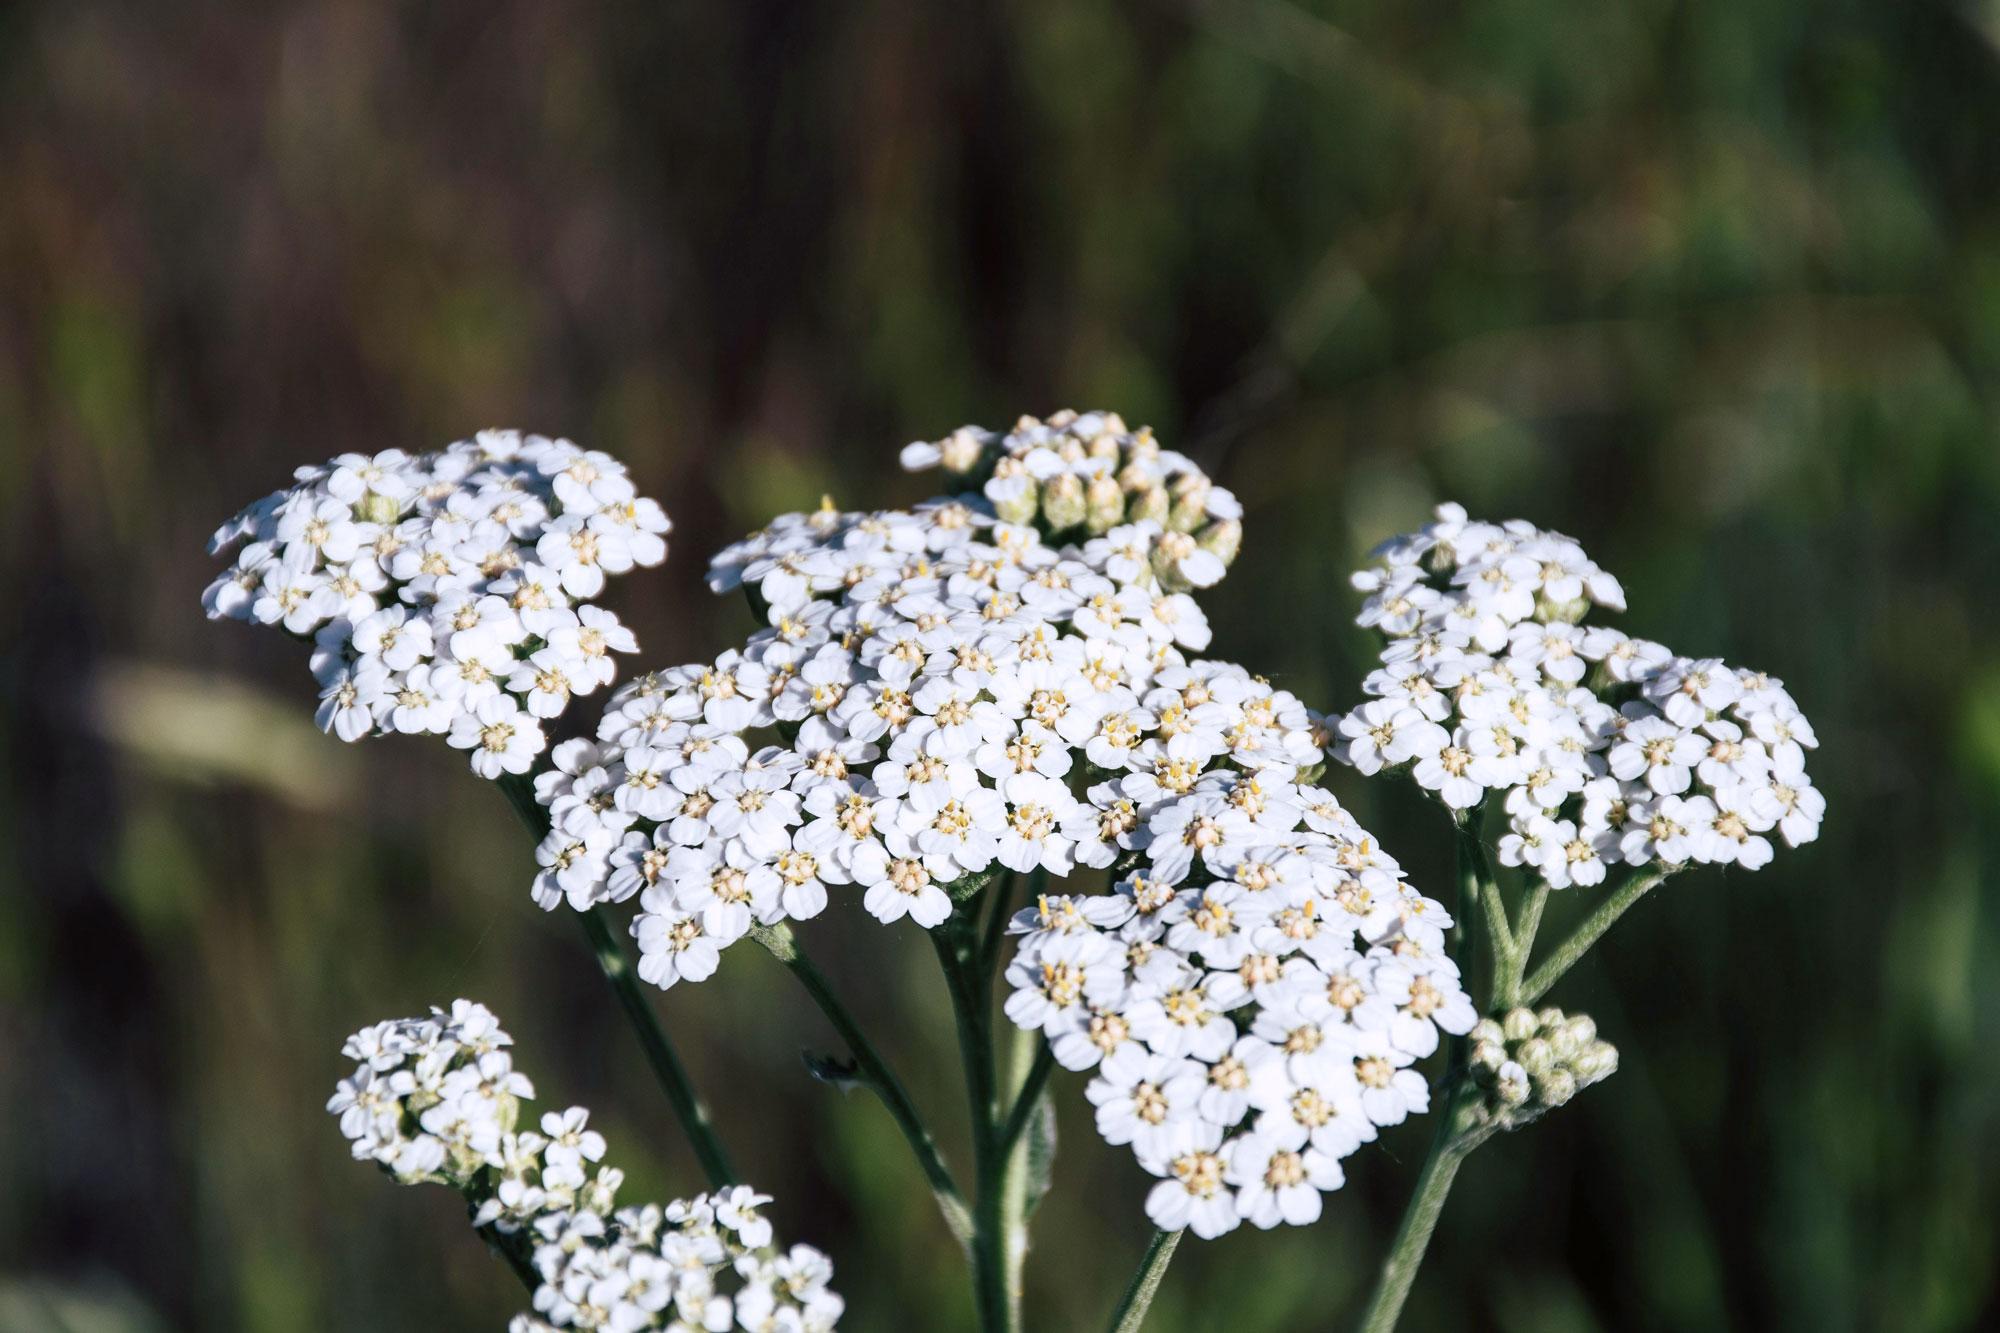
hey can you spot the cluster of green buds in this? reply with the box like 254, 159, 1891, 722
901, 409, 1244, 591
1465, 1006, 1619, 1130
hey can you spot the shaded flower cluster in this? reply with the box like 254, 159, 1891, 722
1330, 503, 1822, 883
205, 433, 668, 778
898, 409, 1243, 591
328, 1000, 841, 1331
999, 773, 1475, 1239
531, 438, 1318, 991
1464, 1006, 1618, 1131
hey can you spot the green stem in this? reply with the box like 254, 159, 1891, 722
994, 1022, 1043, 1318
933, 914, 1010, 1331
1495, 882, 1549, 1010
996, 1037, 1056, 1156
492, 774, 737, 1189
1105, 1228, 1183, 1333
980, 867, 1033, 984
1454, 815, 1507, 1009
1355, 1117, 1474, 1333
579, 907, 739, 1188
749, 921, 975, 1248
1519, 868, 1670, 1005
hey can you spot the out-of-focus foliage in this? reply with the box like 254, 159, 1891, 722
2, 1, 1997, 1330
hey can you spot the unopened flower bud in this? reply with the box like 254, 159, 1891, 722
1042, 471, 1088, 530
940, 427, 988, 473
1168, 475, 1212, 533
988, 461, 1040, 526
1084, 473, 1127, 534
1547, 1023, 1585, 1063
1536, 1068, 1578, 1108
1470, 1018, 1505, 1048
1515, 1036, 1556, 1077
1571, 1041, 1619, 1083
356, 492, 402, 525
1503, 1007, 1540, 1043
1536, 593, 1592, 625
1196, 517, 1242, 567
1127, 482, 1170, 526
1471, 1038, 1507, 1072
1495, 1061, 1532, 1106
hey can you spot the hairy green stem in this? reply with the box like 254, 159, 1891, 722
996, 1037, 1056, 1156
1519, 867, 1670, 1004
1495, 881, 1549, 1009
1356, 822, 1509, 1332
750, 921, 975, 1248
1354, 1089, 1486, 1333
933, 886, 1047, 1333
579, 908, 739, 1188
980, 865, 1025, 981
1105, 1228, 1183, 1333
933, 912, 1011, 1331
994, 1022, 1043, 1317
493, 774, 737, 1189
1454, 814, 1506, 1008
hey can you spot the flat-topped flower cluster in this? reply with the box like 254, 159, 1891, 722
527, 444, 1297, 990
328, 1000, 841, 1331
204, 432, 668, 778
1331, 503, 1822, 884
1000, 772, 1473, 1239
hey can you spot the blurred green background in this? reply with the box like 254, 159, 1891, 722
3, 1, 1998, 1329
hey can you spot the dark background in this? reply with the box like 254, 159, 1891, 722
3, 2, 1998, 1330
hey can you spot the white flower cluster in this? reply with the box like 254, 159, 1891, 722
1000, 774, 1475, 1240
898, 409, 1244, 591
1331, 504, 1822, 883
328, 1000, 842, 1331
532, 479, 1321, 991
204, 433, 669, 779
1465, 1006, 1618, 1132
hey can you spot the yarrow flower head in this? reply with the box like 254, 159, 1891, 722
533, 413, 1323, 994
329, 1000, 842, 1331
1000, 776, 1475, 1238
205, 432, 668, 779
1330, 503, 1822, 881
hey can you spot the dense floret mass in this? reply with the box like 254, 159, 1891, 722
1330, 503, 1821, 882
1000, 772, 1473, 1238
535, 485, 1311, 990
205, 432, 668, 778
329, 1000, 841, 1331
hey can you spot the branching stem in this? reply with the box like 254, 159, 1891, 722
1519, 867, 1670, 1004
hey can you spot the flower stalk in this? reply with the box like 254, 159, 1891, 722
1106, 1228, 1183, 1333
496, 773, 738, 1189
1520, 867, 1671, 1004
751, 921, 976, 1248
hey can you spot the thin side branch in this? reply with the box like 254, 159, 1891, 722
1520, 868, 1672, 1004
494, 774, 737, 1189
751, 922, 976, 1248
1105, 1228, 1183, 1333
